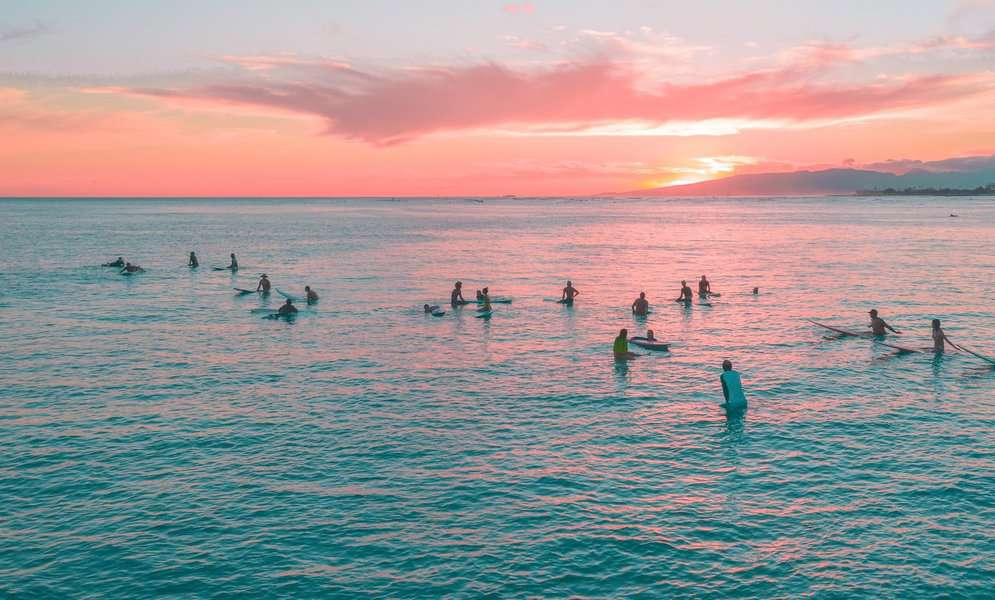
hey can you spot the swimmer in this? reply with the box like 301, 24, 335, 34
305, 286, 319, 303
613, 328, 638, 360
720, 360, 747, 412
631, 292, 649, 316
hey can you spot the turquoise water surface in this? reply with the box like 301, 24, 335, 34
1, 197, 994, 598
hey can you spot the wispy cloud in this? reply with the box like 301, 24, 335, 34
502, 3, 535, 15
113, 53, 995, 145
0, 20, 52, 43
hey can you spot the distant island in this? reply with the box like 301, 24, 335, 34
858, 184, 995, 196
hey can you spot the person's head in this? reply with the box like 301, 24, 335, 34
230, 253, 235, 258
118, 256, 123, 261
639, 291, 646, 299
125, 262, 131, 267
424, 304, 431, 311
619, 328, 628, 338
869, 309, 878, 318
932, 318, 941, 329
190, 251, 195, 256
261, 274, 267, 279
483, 287, 489, 294
681, 280, 687, 286
567, 280, 572, 286
701, 275, 706, 280
753, 287, 759, 294
722, 359, 733, 371
455, 281, 462, 288
285, 298, 293, 305
305, 286, 311, 292
647, 329, 655, 339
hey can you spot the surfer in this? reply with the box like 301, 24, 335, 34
561, 281, 580, 305
120, 262, 144, 274
103, 257, 124, 268
646, 329, 657, 341
613, 329, 638, 360
256, 274, 271, 294
753, 287, 759, 295
720, 360, 747, 412
424, 304, 441, 313
476, 289, 485, 301
698, 275, 711, 297
478, 289, 492, 312
188, 252, 199, 268
451, 281, 467, 307
631, 292, 649, 316
931, 319, 952, 353
305, 286, 319, 303
277, 298, 298, 316
675, 281, 693, 304
868, 309, 900, 336
228, 253, 239, 271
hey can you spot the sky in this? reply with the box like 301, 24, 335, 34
2, 0, 995, 196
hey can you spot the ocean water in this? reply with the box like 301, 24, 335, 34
1, 196, 993, 598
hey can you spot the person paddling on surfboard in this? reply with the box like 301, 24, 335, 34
931, 319, 953, 353
451, 281, 467, 307
698, 275, 711, 297
103, 257, 124, 268
720, 360, 747, 412
675, 281, 693, 304
277, 298, 298, 316
561, 281, 579, 305
188, 251, 199, 268
256, 274, 271, 294
632, 292, 649, 316
305, 286, 319, 303
868, 309, 900, 336
614, 328, 638, 360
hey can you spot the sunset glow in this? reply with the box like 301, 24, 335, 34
3, 0, 995, 196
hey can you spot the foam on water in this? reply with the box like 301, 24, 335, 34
1, 197, 993, 597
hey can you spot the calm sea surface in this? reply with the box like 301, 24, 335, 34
1, 197, 994, 598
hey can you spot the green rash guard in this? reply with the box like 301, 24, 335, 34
613, 336, 628, 354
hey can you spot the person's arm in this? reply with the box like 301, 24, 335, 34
721, 375, 730, 403
256, 281, 263, 291
885, 321, 901, 334
561, 289, 567, 300
631, 301, 637, 313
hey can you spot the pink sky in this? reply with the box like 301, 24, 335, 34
2, 1, 995, 196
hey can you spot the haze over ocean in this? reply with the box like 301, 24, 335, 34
2, 196, 993, 598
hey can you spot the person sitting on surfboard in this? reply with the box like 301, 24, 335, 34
720, 360, 747, 412
256, 274, 271, 294
561, 281, 579, 305
305, 286, 319, 303
120, 262, 144, 274
613, 329, 638, 360
675, 281, 693, 304
931, 319, 952, 353
103, 257, 124, 268
478, 290, 492, 312
277, 298, 298, 315
868, 309, 900, 336
188, 251, 199, 268
698, 275, 711, 297
228, 253, 239, 271
632, 292, 649, 316
451, 281, 467, 307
